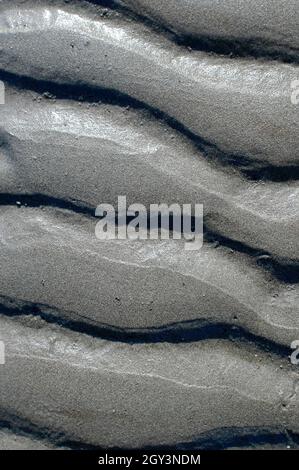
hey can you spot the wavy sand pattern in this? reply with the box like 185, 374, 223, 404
0, 0, 298, 450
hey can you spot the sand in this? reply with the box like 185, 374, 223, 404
0, 0, 298, 450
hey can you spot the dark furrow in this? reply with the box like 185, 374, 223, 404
1, 71, 294, 181
204, 229, 299, 284
164, 427, 299, 450
0, 412, 92, 450
173, 35, 299, 65
84, 0, 299, 64
0, 294, 294, 361
244, 166, 299, 182
0, 193, 95, 217
0, 410, 298, 450
1, 192, 297, 283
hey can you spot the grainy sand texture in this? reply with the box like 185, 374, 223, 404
0, 0, 298, 451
